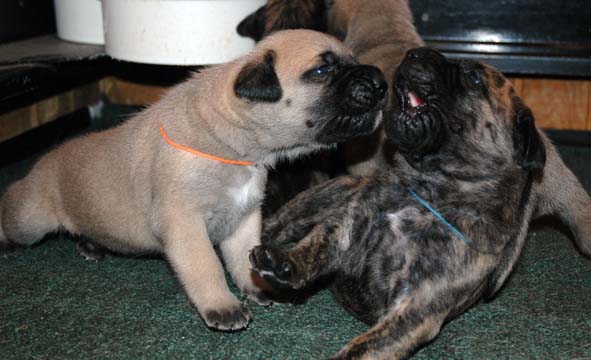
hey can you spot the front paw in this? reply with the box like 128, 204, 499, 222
203, 303, 252, 332
249, 246, 306, 289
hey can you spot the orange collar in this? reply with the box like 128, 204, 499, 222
159, 124, 254, 166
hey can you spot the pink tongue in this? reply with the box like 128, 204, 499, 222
408, 91, 424, 108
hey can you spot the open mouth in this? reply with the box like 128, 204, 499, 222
396, 80, 429, 120
408, 90, 425, 110
385, 73, 444, 155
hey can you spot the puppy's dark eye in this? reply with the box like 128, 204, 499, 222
302, 61, 339, 81
314, 64, 336, 76
464, 70, 482, 87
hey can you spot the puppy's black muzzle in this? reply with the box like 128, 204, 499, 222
386, 47, 449, 156
340, 65, 387, 114
403, 48, 447, 83
313, 65, 387, 144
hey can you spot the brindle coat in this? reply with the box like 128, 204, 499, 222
250, 48, 590, 359
238, 0, 591, 262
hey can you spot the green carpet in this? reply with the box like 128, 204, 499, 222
1, 117, 590, 359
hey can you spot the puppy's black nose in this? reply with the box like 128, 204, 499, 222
345, 65, 387, 111
374, 77, 388, 99
402, 48, 448, 84
407, 62, 437, 84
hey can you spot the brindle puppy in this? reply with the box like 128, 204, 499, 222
250, 48, 590, 359
239, 0, 591, 264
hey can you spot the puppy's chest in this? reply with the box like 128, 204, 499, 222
228, 169, 266, 209
207, 167, 266, 243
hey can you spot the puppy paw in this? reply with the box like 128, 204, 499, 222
330, 344, 365, 360
203, 303, 252, 332
76, 240, 106, 261
329, 351, 351, 360
249, 246, 305, 289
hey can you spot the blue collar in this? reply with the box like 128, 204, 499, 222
408, 187, 472, 245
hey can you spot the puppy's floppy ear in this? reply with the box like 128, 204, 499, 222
512, 107, 546, 170
234, 50, 282, 103
237, 6, 266, 41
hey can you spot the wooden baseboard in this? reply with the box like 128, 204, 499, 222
1, 76, 589, 144
510, 77, 590, 130
99, 77, 168, 106
105, 76, 590, 132
0, 82, 100, 143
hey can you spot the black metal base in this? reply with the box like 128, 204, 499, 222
544, 129, 591, 147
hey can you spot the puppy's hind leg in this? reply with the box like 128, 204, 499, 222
331, 298, 447, 360
1, 179, 61, 247
535, 139, 591, 257
76, 238, 107, 261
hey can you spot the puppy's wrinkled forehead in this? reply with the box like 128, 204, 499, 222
443, 55, 522, 124
255, 29, 353, 74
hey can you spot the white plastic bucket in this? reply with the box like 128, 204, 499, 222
54, 0, 105, 45
101, 0, 266, 65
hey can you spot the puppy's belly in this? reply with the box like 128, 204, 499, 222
52, 147, 161, 254
205, 172, 265, 244
72, 215, 161, 254
60, 198, 161, 254
331, 212, 412, 325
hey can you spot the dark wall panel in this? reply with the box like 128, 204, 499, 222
412, 0, 591, 52
0, 0, 56, 44
411, 0, 591, 76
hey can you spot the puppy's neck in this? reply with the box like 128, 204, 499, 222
163, 68, 271, 166
395, 152, 528, 215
